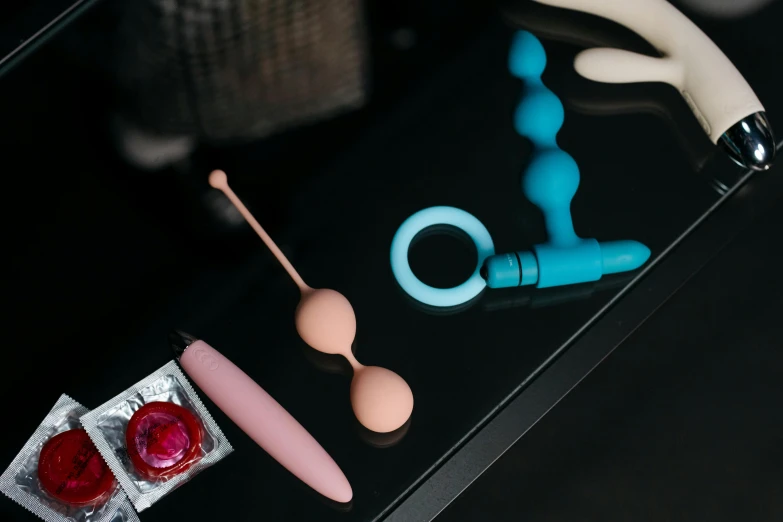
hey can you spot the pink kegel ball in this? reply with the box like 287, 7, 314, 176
210, 169, 414, 434
296, 289, 413, 433
350, 366, 413, 433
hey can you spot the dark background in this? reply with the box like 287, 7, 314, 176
439, 177, 783, 522
1, 0, 782, 521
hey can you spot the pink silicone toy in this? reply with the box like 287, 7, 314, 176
209, 170, 413, 434
177, 337, 353, 503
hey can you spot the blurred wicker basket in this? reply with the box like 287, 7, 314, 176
109, 0, 368, 142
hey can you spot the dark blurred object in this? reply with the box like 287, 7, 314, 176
60, 0, 495, 146
678, 0, 778, 18
105, 0, 369, 143
38, 0, 496, 239
51, 0, 373, 234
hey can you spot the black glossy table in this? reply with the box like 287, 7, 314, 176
0, 0, 100, 77
1, 1, 781, 521
437, 152, 783, 522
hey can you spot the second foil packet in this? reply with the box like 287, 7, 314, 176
81, 360, 233, 511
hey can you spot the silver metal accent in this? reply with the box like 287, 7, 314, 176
719, 111, 776, 171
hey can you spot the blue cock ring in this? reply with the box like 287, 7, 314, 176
390, 206, 495, 307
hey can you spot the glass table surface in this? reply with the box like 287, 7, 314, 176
1, 1, 781, 521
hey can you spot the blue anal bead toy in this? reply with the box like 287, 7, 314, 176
483, 31, 650, 289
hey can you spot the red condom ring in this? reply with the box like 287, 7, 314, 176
38, 429, 116, 505
125, 402, 203, 480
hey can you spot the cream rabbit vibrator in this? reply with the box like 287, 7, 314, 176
532, 0, 776, 171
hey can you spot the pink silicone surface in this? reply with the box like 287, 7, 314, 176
180, 340, 352, 503
208, 169, 413, 433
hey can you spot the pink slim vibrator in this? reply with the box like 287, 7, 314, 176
209, 170, 413, 434
170, 331, 353, 503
